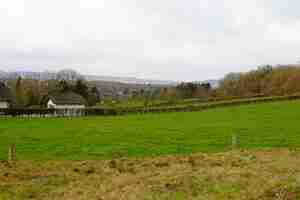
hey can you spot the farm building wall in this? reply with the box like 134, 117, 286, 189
47, 99, 85, 109
0, 101, 9, 108
54, 105, 85, 109
47, 99, 56, 108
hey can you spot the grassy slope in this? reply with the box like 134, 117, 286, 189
1, 100, 300, 160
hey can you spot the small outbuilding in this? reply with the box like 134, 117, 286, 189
0, 82, 13, 109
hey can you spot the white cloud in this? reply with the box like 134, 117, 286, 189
0, 0, 300, 81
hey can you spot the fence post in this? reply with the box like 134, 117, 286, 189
8, 144, 16, 161
232, 134, 237, 150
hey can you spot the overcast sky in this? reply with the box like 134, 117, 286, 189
1, 0, 300, 81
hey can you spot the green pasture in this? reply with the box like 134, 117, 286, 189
1, 100, 300, 160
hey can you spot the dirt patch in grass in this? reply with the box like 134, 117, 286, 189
1, 149, 300, 200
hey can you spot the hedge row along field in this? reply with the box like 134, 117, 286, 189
87, 94, 300, 116
109, 94, 300, 115
1, 100, 300, 160
2, 94, 300, 117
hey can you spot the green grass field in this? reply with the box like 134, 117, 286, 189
1, 100, 300, 160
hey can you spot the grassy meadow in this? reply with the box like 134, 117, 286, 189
1, 150, 300, 199
1, 100, 300, 160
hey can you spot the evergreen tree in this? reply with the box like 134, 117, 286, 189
57, 80, 71, 92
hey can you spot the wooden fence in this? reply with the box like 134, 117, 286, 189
0, 108, 85, 118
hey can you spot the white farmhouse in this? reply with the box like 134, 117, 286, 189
0, 82, 13, 109
46, 91, 86, 109
45, 91, 86, 116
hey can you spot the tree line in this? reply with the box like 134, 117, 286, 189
218, 65, 300, 98
159, 82, 212, 101
158, 65, 300, 101
11, 77, 100, 108
4, 65, 300, 108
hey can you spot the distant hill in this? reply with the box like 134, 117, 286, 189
0, 70, 177, 85
0, 71, 8, 80
0, 70, 219, 89
203, 79, 219, 88
0, 70, 57, 80
85, 75, 177, 85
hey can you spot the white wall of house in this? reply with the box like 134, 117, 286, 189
47, 99, 85, 109
47, 99, 56, 108
54, 105, 85, 109
0, 101, 9, 109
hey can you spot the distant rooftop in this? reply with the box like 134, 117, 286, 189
48, 91, 86, 105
